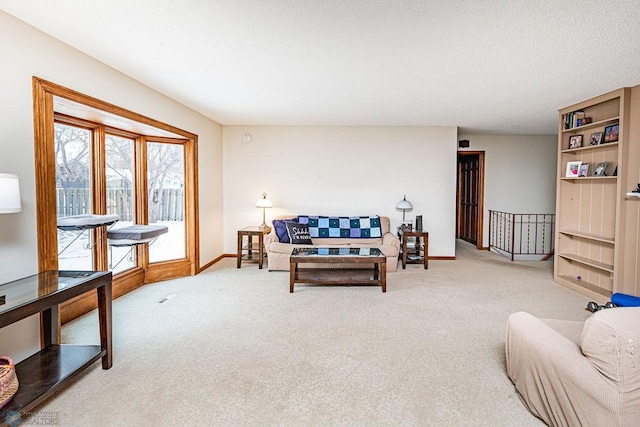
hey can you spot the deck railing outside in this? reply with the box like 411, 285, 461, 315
488, 210, 555, 261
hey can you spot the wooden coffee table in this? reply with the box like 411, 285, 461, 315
289, 247, 386, 293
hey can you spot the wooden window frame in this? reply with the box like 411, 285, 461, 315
33, 77, 199, 322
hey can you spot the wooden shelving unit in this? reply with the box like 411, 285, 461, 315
554, 87, 640, 301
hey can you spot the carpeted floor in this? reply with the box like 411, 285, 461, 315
34, 241, 591, 426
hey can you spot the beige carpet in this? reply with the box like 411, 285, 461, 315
33, 241, 591, 426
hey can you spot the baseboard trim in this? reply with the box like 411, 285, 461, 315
198, 254, 229, 273
429, 256, 456, 261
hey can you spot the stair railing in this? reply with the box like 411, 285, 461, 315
488, 210, 555, 261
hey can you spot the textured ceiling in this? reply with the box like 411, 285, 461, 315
2, 0, 639, 134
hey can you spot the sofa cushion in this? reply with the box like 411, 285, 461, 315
272, 219, 290, 243
285, 222, 313, 245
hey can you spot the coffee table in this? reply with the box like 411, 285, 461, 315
289, 247, 386, 293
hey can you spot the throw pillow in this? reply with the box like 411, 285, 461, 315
285, 222, 313, 245
272, 220, 290, 243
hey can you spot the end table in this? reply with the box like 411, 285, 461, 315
237, 226, 271, 269
399, 229, 429, 269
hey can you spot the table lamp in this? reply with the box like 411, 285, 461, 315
255, 192, 273, 229
395, 194, 412, 222
0, 173, 21, 214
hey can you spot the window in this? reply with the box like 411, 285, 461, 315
105, 133, 136, 273
55, 123, 93, 270
147, 141, 186, 263
33, 78, 199, 322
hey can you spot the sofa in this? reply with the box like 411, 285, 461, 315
264, 215, 400, 272
506, 308, 640, 426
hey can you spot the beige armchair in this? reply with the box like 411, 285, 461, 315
505, 308, 640, 426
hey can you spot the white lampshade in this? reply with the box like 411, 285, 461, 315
395, 195, 413, 210
0, 173, 21, 214
395, 194, 413, 222
255, 193, 273, 208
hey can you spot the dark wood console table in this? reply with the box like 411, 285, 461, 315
0, 270, 112, 422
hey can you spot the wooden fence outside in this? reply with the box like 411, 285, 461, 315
56, 188, 184, 221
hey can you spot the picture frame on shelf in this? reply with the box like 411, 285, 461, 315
594, 162, 608, 176
565, 160, 582, 177
578, 163, 590, 177
603, 124, 619, 143
568, 135, 583, 149
613, 165, 618, 176
589, 132, 603, 145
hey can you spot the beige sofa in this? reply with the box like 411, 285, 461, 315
264, 215, 400, 272
506, 308, 640, 426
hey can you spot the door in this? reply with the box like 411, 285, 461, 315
457, 152, 485, 248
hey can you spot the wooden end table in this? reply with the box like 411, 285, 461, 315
399, 229, 429, 269
237, 226, 271, 269
0, 271, 112, 421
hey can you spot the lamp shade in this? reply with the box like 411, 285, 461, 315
0, 173, 21, 214
256, 193, 273, 208
395, 195, 413, 210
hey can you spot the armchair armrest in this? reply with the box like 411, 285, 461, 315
264, 232, 277, 248
506, 311, 622, 426
382, 232, 400, 248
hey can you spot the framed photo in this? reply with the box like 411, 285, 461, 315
594, 162, 608, 176
568, 134, 583, 149
589, 132, 603, 145
578, 163, 590, 177
565, 160, 582, 177
400, 222, 413, 232
603, 124, 619, 143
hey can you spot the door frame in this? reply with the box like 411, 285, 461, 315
456, 151, 485, 250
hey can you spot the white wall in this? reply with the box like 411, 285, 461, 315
0, 11, 224, 362
223, 126, 458, 257
458, 134, 557, 248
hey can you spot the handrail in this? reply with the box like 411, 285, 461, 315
489, 210, 555, 261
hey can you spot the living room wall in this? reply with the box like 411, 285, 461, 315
458, 134, 558, 248
223, 126, 458, 258
0, 11, 224, 362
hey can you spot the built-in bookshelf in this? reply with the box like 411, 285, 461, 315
554, 87, 638, 301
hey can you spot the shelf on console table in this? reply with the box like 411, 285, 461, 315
0, 270, 112, 423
